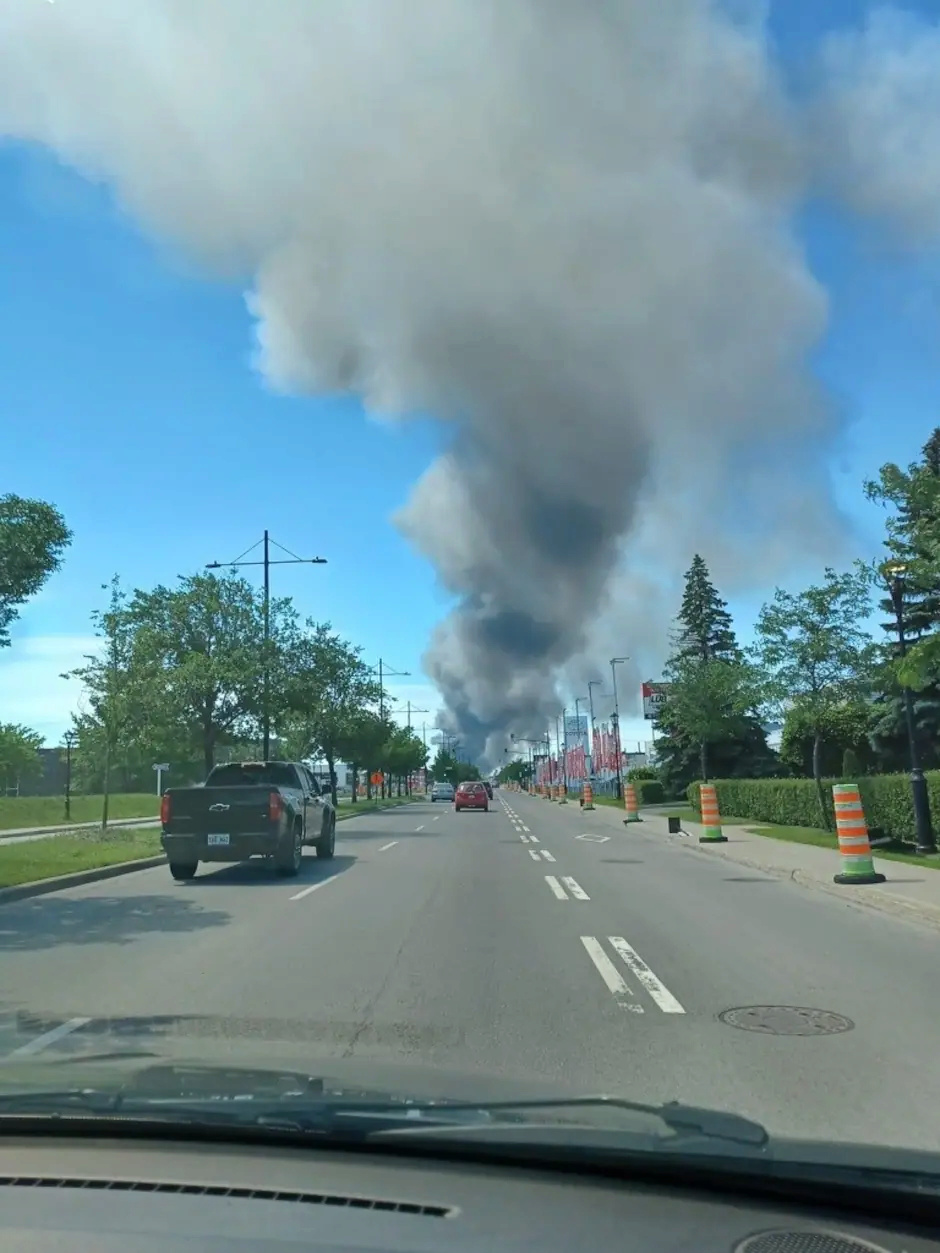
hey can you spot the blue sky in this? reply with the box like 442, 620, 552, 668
2, 0, 939, 751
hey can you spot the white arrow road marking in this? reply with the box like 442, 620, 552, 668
608, 937, 685, 1014
544, 875, 569, 899
580, 938, 643, 1013
561, 876, 589, 900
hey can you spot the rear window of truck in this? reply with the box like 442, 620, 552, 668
206, 763, 300, 788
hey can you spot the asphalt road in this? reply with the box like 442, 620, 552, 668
0, 791, 935, 1153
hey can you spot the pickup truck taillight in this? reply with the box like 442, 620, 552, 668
268, 791, 283, 821
160, 793, 171, 824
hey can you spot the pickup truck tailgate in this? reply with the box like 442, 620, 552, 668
163, 787, 274, 837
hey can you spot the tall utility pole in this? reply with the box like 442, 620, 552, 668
371, 658, 411, 721
207, 530, 327, 761
610, 656, 629, 802
405, 702, 428, 730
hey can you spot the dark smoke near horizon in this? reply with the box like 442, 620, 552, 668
3, 2, 940, 762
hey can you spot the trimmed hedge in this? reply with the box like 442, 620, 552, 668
635, 779, 665, 805
686, 772, 940, 846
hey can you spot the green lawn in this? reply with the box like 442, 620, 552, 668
0, 794, 160, 832
336, 795, 421, 819
0, 829, 164, 889
664, 807, 750, 827
748, 821, 940, 869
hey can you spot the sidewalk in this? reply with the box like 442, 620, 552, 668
520, 790, 940, 932
0, 816, 159, 843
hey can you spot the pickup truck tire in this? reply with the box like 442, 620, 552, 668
316, 814, 336, 860
275, 823, 303, 877
169, 861, 198, 882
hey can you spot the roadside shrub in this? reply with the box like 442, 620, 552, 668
686, 772, 940, 847
627, 766, 659, 781
634, 779, 665, 805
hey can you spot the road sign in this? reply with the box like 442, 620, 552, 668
370, 771, 383, 786
642, 681, 671, 720
153, 763, 170, 771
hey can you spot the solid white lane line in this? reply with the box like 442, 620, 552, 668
540, 850, 556, 862
528, 849, 542, 861
290, 873, 341, 901
609, 937, 686, 1014
545, 875, 568, 900
11, 1017, 92, 1056
580, 938, 643, 1013
378, 841, 398, 852
561, 876, 589, 900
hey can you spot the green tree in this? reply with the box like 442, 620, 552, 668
753, 566, 877, 826
498, 757, 531, 785
280, 623, 382, 805
0, 494, 71, 647
336, 710, 393, 800
779, 701, 875, 779
66, 577, 154, 827
381, 725, 428, 796
0, 723, 43, 794
431, 748, 459, 786
866, 432, 940, 765
125, 572, 291, 774
657, 655, 760, 783
672, 553, 740, 665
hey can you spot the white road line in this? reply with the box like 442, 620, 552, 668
545, 875, 569, 900
433, 816, 441, 821
520, 834, 530, 844
528, 849, 542, 861
609, 937, 685, 1014
580, 938, 643, 1013
415, 825, 425, 831
540, 850, 556, 862
521, 825, 530, 833
527, 835, 539, 843
378, 841, 398, 852
290, 873, 341, 901
561, 876, 590, 900
11, 1017, 92, 1056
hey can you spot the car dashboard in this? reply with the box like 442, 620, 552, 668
1, 1135, 938, 1253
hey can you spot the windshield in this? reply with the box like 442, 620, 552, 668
3, 0, 940, 1181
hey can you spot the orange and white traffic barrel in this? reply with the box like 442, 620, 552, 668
623, 782, 640, 823
583, 780, 594, 811
698, 783, 726, 843
832, 783, 885, 885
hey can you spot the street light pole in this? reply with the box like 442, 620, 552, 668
207, 530, 327, 761
886, 565, 936, 855
559, 710, 569, 801
63, 729, 76, 821
611, 656, 629, 803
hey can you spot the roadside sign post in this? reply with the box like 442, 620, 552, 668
153, 763, 170, 796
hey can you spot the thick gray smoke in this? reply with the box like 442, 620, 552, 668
1, 1, 933, 760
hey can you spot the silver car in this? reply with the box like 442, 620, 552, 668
430, 782, 455, 803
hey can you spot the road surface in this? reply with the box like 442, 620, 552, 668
0, 791, 934, 1152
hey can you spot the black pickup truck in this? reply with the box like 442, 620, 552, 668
160, 761, 336, 882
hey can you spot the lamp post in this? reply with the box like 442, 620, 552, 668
610, 656, 629, 802
63, 729, 77, 821
884, 563, 936, 855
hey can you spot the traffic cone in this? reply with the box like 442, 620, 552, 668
582, 780, 594, 811
623, 782, 640, 823
832, 783, 885, 885
698, 783, 727, 843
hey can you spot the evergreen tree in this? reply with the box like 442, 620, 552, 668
672, 554, 740, 664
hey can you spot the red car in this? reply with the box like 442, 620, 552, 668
455, 781, 489, 812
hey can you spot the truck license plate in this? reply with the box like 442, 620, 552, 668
207, 833, 230, 846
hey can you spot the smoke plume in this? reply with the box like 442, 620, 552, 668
2, 2, 934, 760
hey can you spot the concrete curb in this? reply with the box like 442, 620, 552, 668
0, 817, 159, 841
0, 855, 168, 907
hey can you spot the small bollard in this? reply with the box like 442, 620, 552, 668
667, 815, 681, 834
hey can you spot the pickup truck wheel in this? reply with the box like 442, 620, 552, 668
169, 861, 197, 882
275, 824, 303, 877
316, 814, 336, 860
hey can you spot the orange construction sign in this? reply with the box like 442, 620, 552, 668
370, 771, 383, 786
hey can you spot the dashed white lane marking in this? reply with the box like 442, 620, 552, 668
545, 875, 569, 900
521, 825, 530, 833
290, 873, 341, 901
561, 875, 589, 900
415, 825, 425, 831
520, 834, 531, 844
580, 938, 643, 1013
11, 1017, 92, 1056
539, 850, 555, 862
378, 841, 398, 852
527, 834, 538, 843
433, 816, 441, 821
528, 849, 542, 861
608, 936, 685, 1014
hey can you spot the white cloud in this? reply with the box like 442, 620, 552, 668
0, 634, 98, 743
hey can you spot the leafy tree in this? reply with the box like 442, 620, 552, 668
381, 726, 428, 796
0, 494, 71, 647
866, 432, 940, 764
657, 655, 761, 783
125, 572, 292, 774
431, 748, 459, 787
0, 723, 43, 794
779, 701, 876, 779
65, 577, 154, 827
280, 623, 381, 805
498, 757, 531, 785
753, 566, 877, 825
336, 710, 392, 800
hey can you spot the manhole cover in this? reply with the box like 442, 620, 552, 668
719, 1006, 854, 1036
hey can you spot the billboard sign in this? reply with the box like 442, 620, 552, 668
642, 681, 671, 720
